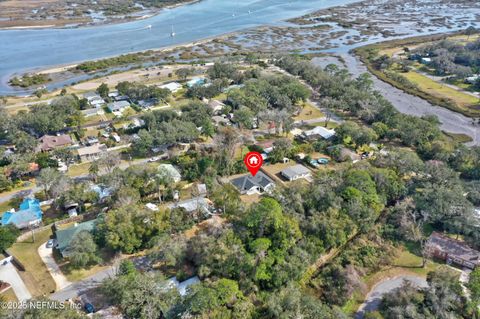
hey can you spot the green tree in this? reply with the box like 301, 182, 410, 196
468, 267, 480, 304
181, 279, 254, 318
96, 83, 110, 99
0, 225, 20, 251
36, 167, 68, 199
102, 270, 180, 319
69, 230, 101, 269
234, 106, 254, 129
175, 67, 194, 81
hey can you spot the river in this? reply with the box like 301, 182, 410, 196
0, 0, 360, 95
312, 54, 480, 146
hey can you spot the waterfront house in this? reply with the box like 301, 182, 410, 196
159, 82, 182, 93
107, 101, 130, 115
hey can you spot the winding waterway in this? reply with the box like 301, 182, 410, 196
1, 0, 480, 144
0, 0, 359, 95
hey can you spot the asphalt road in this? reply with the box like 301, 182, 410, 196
50, 266, 116, 301
355, 275, 428, 318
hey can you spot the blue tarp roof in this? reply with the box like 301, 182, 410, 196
1, 198, 43, 229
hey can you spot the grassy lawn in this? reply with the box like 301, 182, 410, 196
9, 228, 56, 296
306, 121, 339, 129
53, 249, 112, 282
67, 162, 91, 177
0, 288, 18, 302
443, 131, 474, 144
239, 193, 262, 205
294, 102, 324, 121
342, 246, 441, 315
403, 71, 478, 108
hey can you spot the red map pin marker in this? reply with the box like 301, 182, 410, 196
244, 151, 263, 176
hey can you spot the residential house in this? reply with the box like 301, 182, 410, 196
280, 164, 312, 181
231, 171, 275, 195
158, 164, 181, 183
55, 219, 97, 257
159, 82, 182, 93
208, 100, 226, 115
86, 136, 99, 146
108, 91, 128, 102
36, 134, 72, 152
81, 107, 104, 118
77, 144, 107, 162
83, 92, 105, 108
465, 75, 480, 84
90, 184, 112, 200
138, 99, 157, 109
197, 183, 207, 197
212, 115, 231, 127
425, 232, 480, 270
167, 197, 212, 215
1, 198, 43, 229
108, 101, 130, 115
110, 133, 121, 143
146, 203, 159, 211
301, 126, 336, 141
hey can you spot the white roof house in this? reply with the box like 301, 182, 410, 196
158, 164, 181, 183
81, 108, 104, 117
160, 82, 182, 93
208, 100, 226, 114
165, 276, 200, 296
280, 164, 312, 181
167, 197, 212, 214
301, 126, 336, 140
466, 75, 480, 84
83, 92, 102, 102
146, 203, 159, 211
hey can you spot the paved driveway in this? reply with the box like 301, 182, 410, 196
0, 261, 32, 301
38, 242, 71, 290
355, 275, 428, 319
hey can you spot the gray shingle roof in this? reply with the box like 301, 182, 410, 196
281, 164, 311, 180
427, 232, 480, 266
231, 171, 274, 193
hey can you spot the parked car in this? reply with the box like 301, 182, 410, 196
317, 158, 329, 165
46, 239, 55, 248
308, 159, 320, 168
84, 303, 95, 314
148, 157, 160, 162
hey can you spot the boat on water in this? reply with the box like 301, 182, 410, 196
170, 25, 175, 37
146, 25, 152, 29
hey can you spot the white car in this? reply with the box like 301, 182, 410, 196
148, 157, 160, 162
